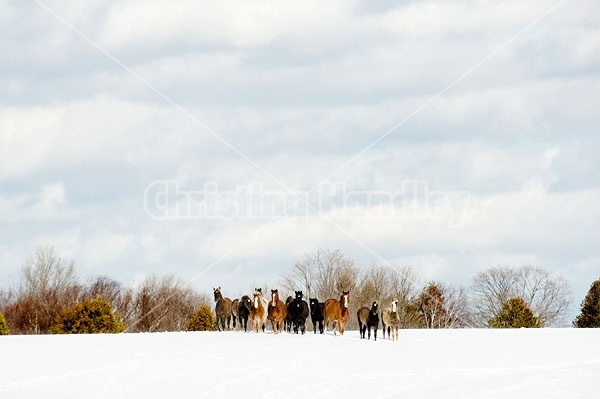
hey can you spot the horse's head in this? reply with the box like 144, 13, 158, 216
255, 288, 262, 295
213, 287, 222, 302
295, 290, 303, 300
391, 297, 398, 313
371, 301, 379, 315
271, 289, 279, 306
341, 290, 350, 309
252, 292, 261, 309
309, 298, 318, 310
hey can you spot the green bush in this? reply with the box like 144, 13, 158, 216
186, 304, 216, 331
574, 279, 600, 328
0, 312, 9, 335
52, 298, 125, 334
489, 297, 541, 328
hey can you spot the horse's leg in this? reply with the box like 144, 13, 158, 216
319, 320, 323, 334
374, 325, 377, 341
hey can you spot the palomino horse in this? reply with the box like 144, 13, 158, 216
357, 300, 379, 340
323, 290, 350, 335
267, 289, 287, 334
250, 288, 268, 332
213, 287, 233, 331
382, 297, 400, 341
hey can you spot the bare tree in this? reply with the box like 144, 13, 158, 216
132, 274, 203, 332
2, 245, 81, 334
280, 249, 358, 300
280, 258, 314, 298
440, 283, 472, 328
471, 265, 571, 327
356, 265, 395, 307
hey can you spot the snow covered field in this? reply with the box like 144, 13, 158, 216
1, 328, 598, 398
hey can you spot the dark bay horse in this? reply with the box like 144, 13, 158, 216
237, 295, 252, 332
267, 289, 287, 334
357, 300, 379, 340
213, 287, 233, 331
323, 290, 350, 335
250, 289, 267, 333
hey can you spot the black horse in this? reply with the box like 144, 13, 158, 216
284, 296, 294, 333
309, 298, 325, 334
287, 291, 310, 334
357, 301, 379, 341
237, 295, 252, 332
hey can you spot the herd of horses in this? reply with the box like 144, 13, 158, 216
213, 287, 401, 341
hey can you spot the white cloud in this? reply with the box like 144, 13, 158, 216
99, 0, 348, 50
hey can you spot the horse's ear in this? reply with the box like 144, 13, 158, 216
218, 286, 221, 290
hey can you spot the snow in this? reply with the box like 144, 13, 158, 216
1, 328, 598, 398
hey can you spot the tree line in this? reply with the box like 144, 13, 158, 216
1, 246, 598, 335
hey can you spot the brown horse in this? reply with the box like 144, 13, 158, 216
267, 289, 287, 334
381, 297, 400, 341
250, 289, 267, 333
323, 290, 350, 335
213, 287, 233, 331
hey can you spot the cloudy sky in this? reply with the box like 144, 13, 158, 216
1, 0, 599, 319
